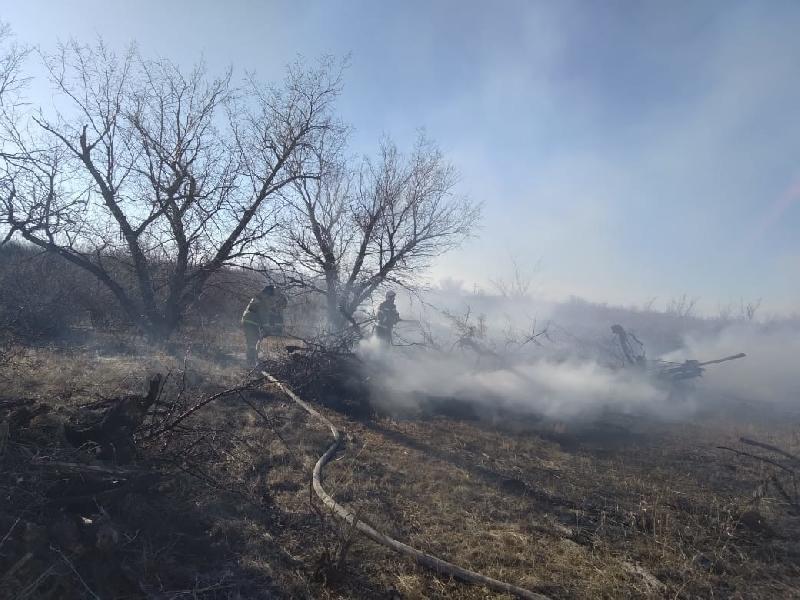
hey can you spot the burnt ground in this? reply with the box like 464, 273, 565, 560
1, 334, 798, 599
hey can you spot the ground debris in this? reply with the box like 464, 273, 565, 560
63, 374, 162, 463
0, 377, 174, 599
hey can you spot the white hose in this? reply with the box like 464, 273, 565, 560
263, 373, 550, 600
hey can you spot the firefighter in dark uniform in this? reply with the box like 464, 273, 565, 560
375, 290, 400, 344
241, 284, 288, 365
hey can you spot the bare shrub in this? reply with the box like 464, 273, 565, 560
665, 294, 699, 319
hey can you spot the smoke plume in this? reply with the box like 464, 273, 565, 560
358, 295, 799, 423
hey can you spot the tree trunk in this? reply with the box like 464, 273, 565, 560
324, 268, 345, 330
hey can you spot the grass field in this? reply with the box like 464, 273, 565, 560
1, 334, 798, 599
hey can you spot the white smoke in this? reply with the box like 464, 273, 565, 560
663, 321, 800, 411
358, 295, 799, 422
358, 336, 677, 421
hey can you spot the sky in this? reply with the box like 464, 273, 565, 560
3, 0, 799, 314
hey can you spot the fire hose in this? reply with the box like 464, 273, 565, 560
263, 373, 550, 600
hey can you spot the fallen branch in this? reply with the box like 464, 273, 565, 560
0, 516, 20, 552
770, 475, 800, 511
718, 443, 799, 514
740, 438, 800, 467
716, 446, 795, 475
29, 460, 144, 476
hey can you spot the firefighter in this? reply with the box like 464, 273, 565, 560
374, 290, 400, 344
611, 324, 646, 368
241, 284, 288, 365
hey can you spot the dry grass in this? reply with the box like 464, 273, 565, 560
1, 334, 798, 599
323, 415, 800, 598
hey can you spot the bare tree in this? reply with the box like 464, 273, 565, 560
0, 22, 30, 246
1, 40, 342, 338
490, 257, 540, 300
0, 23, 28, 107
665, 294, 698, 319
282, 133, 480, 331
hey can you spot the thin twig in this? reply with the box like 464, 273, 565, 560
0, 515, 21, 551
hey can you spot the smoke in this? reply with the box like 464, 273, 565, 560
358, 336, 676, 421
663, 321, 800, 411
357, 295, 800, 423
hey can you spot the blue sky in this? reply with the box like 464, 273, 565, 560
4, 0, 799, 313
